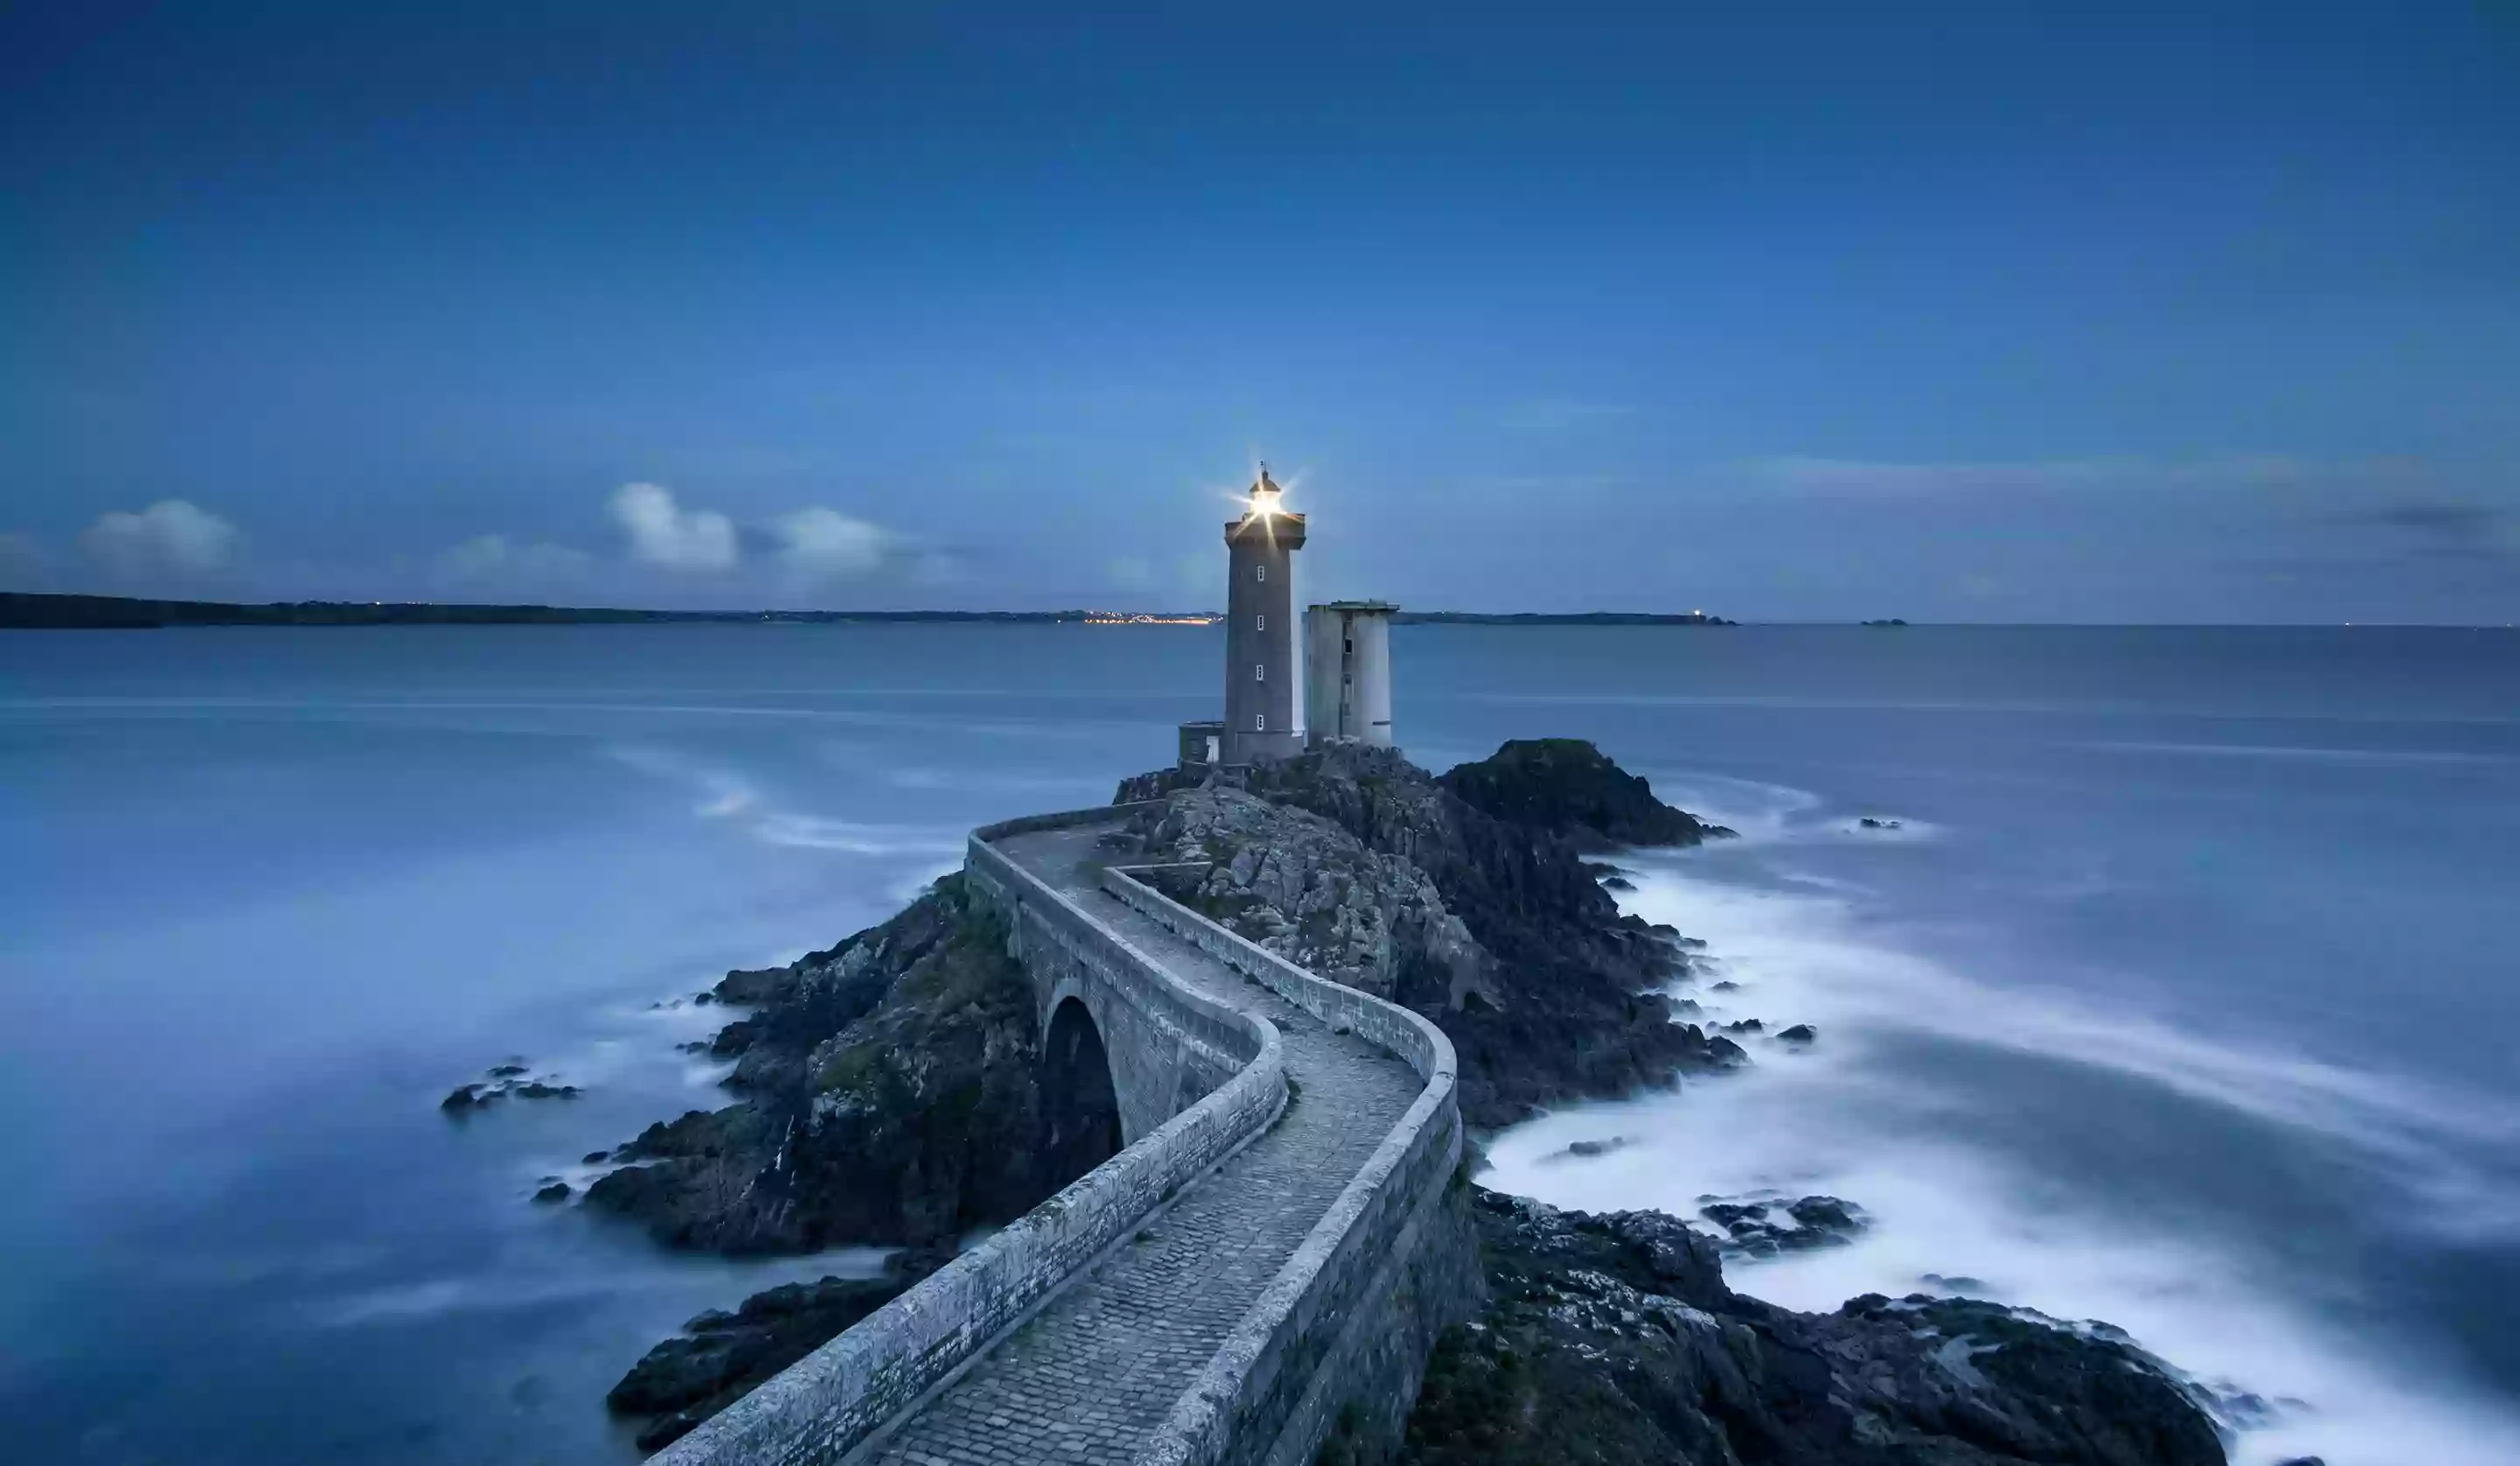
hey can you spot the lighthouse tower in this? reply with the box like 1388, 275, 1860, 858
1222, 465, 1306, 764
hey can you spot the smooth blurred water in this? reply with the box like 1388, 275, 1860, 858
3, 623, 2516, 1464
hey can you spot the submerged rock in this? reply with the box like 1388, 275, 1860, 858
1777, 1022, 1817, 1044
533, 1182, 570, 1204
439, 1084, 492, 1112
439, 1069, 579, 1112
1539, 1136, 1637, 1163
1695, 1193, 1868, 1256
1396, 1189, 2226, 1466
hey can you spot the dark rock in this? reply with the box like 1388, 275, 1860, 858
1723, 1018, 1764, 1035
707, 1014, 766, 1060
711, 965, 792, 1006
1113, 763, 1207, 804
583, 874, 1113, 1254
1776, 1022, 1817, 1044
2272, 1458, 2327, 1466
533, 1182, 571, 1204
486, 1063, 528, 1079
1787, 1196, 1859, 1231
1438, 739, 1721, 850
1711, 979, 1741, 992
510, 1082, 580, 1099
439, 1084, 494, 1112
607, 1251, 946, 1449
1396, 1189, 2226, 1466
1540, 1137, 1635, 1162
1693, 1191, 1868, 1256
1922, 1273, 1991, 1294
691, 992, 715, 1006
582, 1150, 612, 1165
1116, 743, 1740, 1128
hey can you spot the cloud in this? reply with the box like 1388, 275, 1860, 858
772, 506, 889, 584
611, 482, 738, 572
1747, 455, 2410, 498
433, 535, 594, 591
78, 500, 242, 579
2326, 502, 2516, 562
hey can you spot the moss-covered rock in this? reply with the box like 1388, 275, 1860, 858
583, 873, 1106, 1253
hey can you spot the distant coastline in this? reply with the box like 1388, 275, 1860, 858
0, 592, 1738, 630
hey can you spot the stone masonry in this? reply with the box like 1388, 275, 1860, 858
654, 810, 1477, 1466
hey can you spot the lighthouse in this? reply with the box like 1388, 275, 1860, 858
1221, 465, 1306, 763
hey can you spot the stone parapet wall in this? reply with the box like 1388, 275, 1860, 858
970, 834, 1255, 1146
651, 808, 1284, 1466
1102, 866, 1479, 1466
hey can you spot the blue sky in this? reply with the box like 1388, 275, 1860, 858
4, 3, 2516, 621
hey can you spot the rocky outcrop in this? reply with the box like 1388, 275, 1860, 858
582, 873, 1108, 1253
1132, 785, 1495, 1007
1697, 1193, 1869, 1257
1398, 1189, 2228, 1466
1116, 744, 1738, 1128
438, 1061, 581, 1112
1438, 738, 1732, 850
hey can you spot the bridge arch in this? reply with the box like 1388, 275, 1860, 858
1040, 993, 1123, 1183
654, 806, 1467, 1466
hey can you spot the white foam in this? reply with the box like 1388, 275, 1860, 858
1487, 859, 2520, 1466
749, 813, 964, 857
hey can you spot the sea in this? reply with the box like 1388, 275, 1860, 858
2, 623, 2516, 1465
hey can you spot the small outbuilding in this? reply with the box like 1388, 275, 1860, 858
1305, 600, 1397, 751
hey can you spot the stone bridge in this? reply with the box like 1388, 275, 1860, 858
654, 803, 1479, 1466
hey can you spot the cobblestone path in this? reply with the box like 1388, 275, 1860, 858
859, 824, 1420, 1466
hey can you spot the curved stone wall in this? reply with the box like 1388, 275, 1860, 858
648, 804, 1475, 1466
651, 808, 1285, 1466
1099, 866, 1473, 1466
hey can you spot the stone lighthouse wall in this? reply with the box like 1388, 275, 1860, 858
1304, 603, 1396, 749
1223, 516, 1304, 763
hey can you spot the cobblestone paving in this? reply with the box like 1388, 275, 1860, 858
861, 825, 1420, 1466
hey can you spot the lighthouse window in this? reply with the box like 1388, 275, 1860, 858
1255, 565, 1265, 582
1256, 713, 1266, 731
1255, 663, 1265, 682
1256, 614, 1264, 631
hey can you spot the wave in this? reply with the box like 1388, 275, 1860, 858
1642, 768, 1941, 849
605, 743, 965, 859
1487, 858, 2520, 1466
